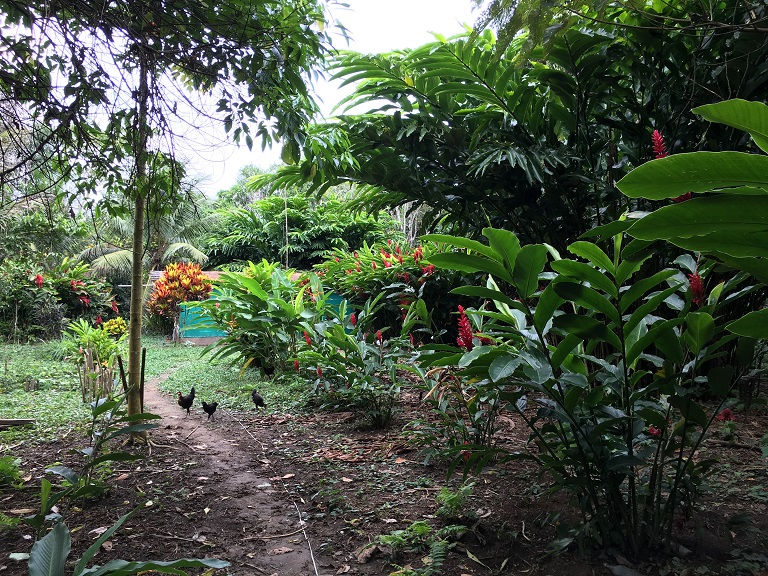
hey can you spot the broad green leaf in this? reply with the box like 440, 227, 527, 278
489, 354, 524, 382
532, 281, 565, 334
624, 282, 683, 337
684, 312, 715, 354
619, 269, 678, 313
553, 281, 620, 324
618, 152, 768, 199
483, 228, 521, 270
552, 314, 622, 350
708, 365, 735, 396
429, 252, 513, 284
421, 233, 498, 260
550, 259, 617, 297
29, 522, 70, 576
579, 219, 634, 240
568, 241, 614, 275
726, 309, 768, 339
46, 466, 79, 485
666, 232, 768, 259
78, 558, 230, 576
693, 99, 768, 153
512, 244, 549, 299
550, 333, 582, 369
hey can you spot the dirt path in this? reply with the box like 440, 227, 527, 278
141, 374, 328, 576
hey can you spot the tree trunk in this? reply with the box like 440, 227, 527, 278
127, 33, 151, 439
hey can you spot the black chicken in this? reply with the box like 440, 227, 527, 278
251, 389, 266, 410
202, 401, 218, 420
177, 387, 195, 417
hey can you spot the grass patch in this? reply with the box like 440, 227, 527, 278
0, 338, 313, 444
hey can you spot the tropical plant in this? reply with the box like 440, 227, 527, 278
198, 260, 323, 374
146, 262, 213, 340
420, 227, 759, 553
253, 4, 768, 248
28, 511, 227, 576
299, 295, 423, 427
61, 319, 126, 402
203, 193, 400, 269
79, 188, 214, 284
618, 98, 768, 338
317, 241, 474, 343
25, 394, 160, 539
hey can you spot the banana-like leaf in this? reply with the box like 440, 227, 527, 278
618, 152, 768, 200
29, 522, 70, 576
553, 314, 622, 350
429, 252, 513, 284
693, 99, 768, 153
554, 281, 620, 324
726, 309, 768, 339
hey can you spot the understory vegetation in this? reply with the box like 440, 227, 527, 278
2, 0, 768, 573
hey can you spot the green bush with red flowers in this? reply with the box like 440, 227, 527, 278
316, 240, 481, 343
0, 257, 119, 341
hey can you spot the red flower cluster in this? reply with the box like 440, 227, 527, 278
648, 425, 661, 438
652, 129, 668, 159
294, 359, 300, 372
34, 273, 44, 288
456, 305, 474, 351
716, 408, 735, 422
304, 331, 312, 345
349, 313, 357, 327
688, 273, 705, 306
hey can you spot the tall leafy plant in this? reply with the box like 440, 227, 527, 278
618, 98, 768, 338
198, 260, 323, 373
421, 227, 755, 553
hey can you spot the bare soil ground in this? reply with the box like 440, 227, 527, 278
2, 373, 767, 576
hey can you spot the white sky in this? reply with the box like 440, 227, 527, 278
189, 0, 479, 196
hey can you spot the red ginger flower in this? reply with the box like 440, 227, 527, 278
317, 365, 322, 377
688, 273, 705, 306
304, 331, 312, 345
652, 129, 668, 159
456, 305, 474, 351
716, 408, 735, 422
376, 329, 383, 344
350, 313, 357, 327
111, 300, 119, 312
34, 273, 44, 288
294, 359, 300, 372
648, 425, 661, 438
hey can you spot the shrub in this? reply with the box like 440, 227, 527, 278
198, 260, 324, 373
317, 240, 479, 343
146, 262, 212, 339
420, 227, 759, 553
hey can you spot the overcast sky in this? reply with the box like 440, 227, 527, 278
189, 0, 479, 196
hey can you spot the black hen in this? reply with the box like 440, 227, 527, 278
177, 387, 195, 417
202, 401, 218, 420
251, 389, 266, 410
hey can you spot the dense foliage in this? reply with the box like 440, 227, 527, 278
203, 193, 402, 270
254, 1, 768, 248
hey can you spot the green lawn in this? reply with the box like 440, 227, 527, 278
0, 336, 309, 444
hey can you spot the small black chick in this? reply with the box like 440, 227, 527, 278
202, 401, 218, 420
251, 389, 266, 410
177, 386, 195, 417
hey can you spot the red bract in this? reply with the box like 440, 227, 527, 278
34, 273, 44, 288
95, 315, 103, 325
376, 329, 382, 343
111, 300, 119, 312
456, 305, 474, 351
294, 359, 300, 372
648, 426, 661, 437
384, 261, 392, 268
673, 192, 692, 203
372, 262, 377, 270
317, 365, 322, 377
652, 129, 668, 159
716, 408, 735, 422
304, 331, 312, 345
350, 313, 357, 327
688, 273, 706, 306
